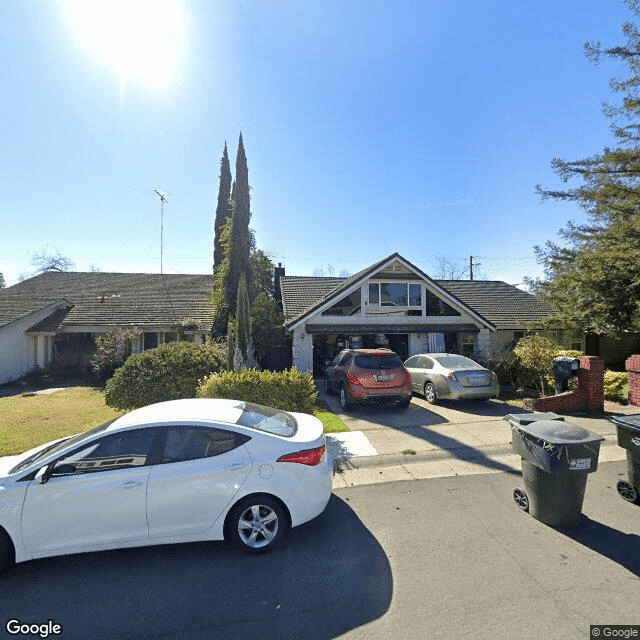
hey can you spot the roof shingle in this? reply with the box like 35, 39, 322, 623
0, 272, 215, 330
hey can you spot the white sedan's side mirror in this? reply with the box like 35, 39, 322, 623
36, 464, 53, 485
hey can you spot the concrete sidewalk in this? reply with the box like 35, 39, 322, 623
321, 385, 637, 488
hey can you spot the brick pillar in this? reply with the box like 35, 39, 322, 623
626, 354, 640, 406
579, 356, 604, 412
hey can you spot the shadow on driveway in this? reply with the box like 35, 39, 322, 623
0, 495, 392, 640
320, 383, 527, 476
559, 514, 640, 577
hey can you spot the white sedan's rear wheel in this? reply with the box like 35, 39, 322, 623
228, 495, 287, 553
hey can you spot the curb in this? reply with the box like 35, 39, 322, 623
330, 434, 621, 473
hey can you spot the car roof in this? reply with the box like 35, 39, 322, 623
106, 398, 245, 433
345, 348, 396, 355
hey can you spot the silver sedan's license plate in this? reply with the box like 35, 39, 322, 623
376, 374, 392, 382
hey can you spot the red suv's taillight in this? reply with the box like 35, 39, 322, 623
277, 444, 326, 466
346, 371, 360, 385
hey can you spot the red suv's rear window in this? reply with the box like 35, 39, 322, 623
353, 354, 404, 370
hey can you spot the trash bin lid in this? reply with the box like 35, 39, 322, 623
504, 412, 565, 425
609, 414, 640, 432
514, 419, 604, 444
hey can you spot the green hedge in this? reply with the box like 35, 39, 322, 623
604, 370, 629, 403
105, 342, 225, 410
197, 368, 318, 415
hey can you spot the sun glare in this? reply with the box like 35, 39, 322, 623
61, 0, 184, 94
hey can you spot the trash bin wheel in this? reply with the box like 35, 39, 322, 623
616, 480, 640, 504
513, 488, 529, 512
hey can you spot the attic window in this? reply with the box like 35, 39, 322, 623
321, 290, 362, 316
369, 283, 422, 307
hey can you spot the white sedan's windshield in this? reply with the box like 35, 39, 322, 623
9, 419, 118, 474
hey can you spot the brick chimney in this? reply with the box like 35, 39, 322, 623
274, 263, 285, 306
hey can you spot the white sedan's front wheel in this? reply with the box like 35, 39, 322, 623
228, 496, 287, 553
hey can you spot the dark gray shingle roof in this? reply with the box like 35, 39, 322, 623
436, 280, 555, 328
0, 272, 215, 330
281, 274, 554, 329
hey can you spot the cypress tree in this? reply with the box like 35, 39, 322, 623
236, 275, 251, 360
228, 133, 252, 301
213, 143, 232, 272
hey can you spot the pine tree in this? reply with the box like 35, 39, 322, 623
213, 143, 232, 272
534, 0, 640, 337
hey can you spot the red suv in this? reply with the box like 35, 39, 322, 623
323, 348, 413, 411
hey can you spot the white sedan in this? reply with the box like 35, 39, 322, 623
0, 398, 333, 571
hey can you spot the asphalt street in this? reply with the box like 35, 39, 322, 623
1, 459, 638, 640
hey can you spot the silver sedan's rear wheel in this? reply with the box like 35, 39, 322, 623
424, 382, 437, 404
228, 496, 287, 553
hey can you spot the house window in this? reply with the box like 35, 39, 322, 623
424, 291, 460, 316
368, 283, 422, 308
322, 290, 362, 316
144, 332, 159, 350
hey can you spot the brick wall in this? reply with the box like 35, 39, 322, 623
626, 354, 640, 406
524, 356, 604, 413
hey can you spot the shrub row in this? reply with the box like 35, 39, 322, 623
104, 341, 318, 414
198, 368, 317, 414
604, 370, 629, 403
105, 342, 224, 410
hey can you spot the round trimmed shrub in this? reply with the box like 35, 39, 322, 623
197, 368, 318, 415
105, 342, 225, 410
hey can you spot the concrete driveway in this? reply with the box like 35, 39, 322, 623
319, 383, 529, 456
318, 382, 625, 480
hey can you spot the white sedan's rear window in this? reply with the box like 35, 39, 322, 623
235, 402, 298, 437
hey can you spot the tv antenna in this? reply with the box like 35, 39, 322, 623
154, 190, 168, 273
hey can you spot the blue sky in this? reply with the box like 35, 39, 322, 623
0, 0, 632, 287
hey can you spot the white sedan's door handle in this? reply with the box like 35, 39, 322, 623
225, 463, 246, 471
120, 481, 142, 488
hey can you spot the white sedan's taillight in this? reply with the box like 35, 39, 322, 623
277, 444, 326, 466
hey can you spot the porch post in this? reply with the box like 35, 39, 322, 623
291, 326, 313, 373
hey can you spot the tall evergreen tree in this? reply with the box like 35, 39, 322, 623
213, 143, 232, 272
228, 133, 252, 296
211, 134, 253, 333
533, 0, 640, 337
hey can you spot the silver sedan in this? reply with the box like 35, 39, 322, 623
404, 353, 500, 404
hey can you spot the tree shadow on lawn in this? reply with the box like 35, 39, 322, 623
1, 495, 392, 640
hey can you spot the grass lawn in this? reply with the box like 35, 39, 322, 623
0, 387, 348, 457
0, 388, 125, 457
314, 407, 348, 433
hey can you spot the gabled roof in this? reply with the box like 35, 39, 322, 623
436, 280, 555, 328
0, 293, 73, 329
0, 272, 215, 330
283, 252, 496, 330
281, 253, 555, 330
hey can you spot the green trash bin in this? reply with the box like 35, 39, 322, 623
508, 419, 604, 527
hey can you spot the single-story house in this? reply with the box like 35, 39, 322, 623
279, 252, 568, 373
0, 272, 215, 385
